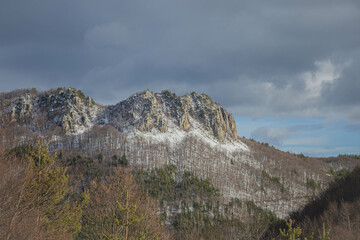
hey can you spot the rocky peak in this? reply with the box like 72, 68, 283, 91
4, 87, 99, 134
99, 89, 237, 142
106, 90, 168, 133
159, 90, 238, 142
2, 88, 238, 142
160, 90, 192, 131
38, 88, 99, 134
105, 89, 238, 142
37, 87, 95, 108
186, 92, 237, 142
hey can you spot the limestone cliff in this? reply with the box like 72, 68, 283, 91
100, 89, 238, 142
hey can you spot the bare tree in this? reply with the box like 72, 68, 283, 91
79, 167, 170, 240
0, 142, 88, 240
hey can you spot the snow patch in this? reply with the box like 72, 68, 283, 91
129, 116, 249, 153
188, 117, 249, 152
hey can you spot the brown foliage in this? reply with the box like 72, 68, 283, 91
0, 143, 87, 240
79, 167, 170, 240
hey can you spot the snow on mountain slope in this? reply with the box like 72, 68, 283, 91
0, 88, 330, 218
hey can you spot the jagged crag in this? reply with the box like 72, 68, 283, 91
0, 87, 353, 222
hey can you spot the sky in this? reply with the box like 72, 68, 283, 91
0, 0, 359, 157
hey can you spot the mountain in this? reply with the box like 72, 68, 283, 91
0, 87, 342, 218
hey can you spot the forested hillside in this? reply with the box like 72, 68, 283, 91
1, 142, 359, 239
0, 142, 277, 239
1, 88, 360, 239
271, 166, 360, 240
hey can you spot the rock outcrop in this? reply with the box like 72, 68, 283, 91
5, 88, 238, 142
97, 89, 238, 142
159, 90, 238, 142
4, 88, 99, 134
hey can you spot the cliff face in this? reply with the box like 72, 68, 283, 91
0, 88, 330, 218
103, 90, 238, 142
4, 88, 238, 142
161, 90, 238, 142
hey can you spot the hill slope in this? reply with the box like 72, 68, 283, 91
0, 87, 337, 218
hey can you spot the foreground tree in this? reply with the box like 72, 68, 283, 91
79, 167, 169, 240
279, 219, 330, 240
0, 142, 88, 240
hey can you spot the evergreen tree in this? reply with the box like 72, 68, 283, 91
0, 142, 88, 240
119, 153, 128, 166
79, 168, 168, 240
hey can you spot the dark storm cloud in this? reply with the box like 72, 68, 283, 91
0, 0, 359, 121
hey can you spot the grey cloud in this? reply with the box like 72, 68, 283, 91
0, 0, 359, 122
251, 124, 324, 146
321, 52, 360, 106
251, 126, 296, 146
345, 123, 360, 132
85, 22, 129, 49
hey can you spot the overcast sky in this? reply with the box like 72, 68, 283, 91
1, 0, 359, 156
